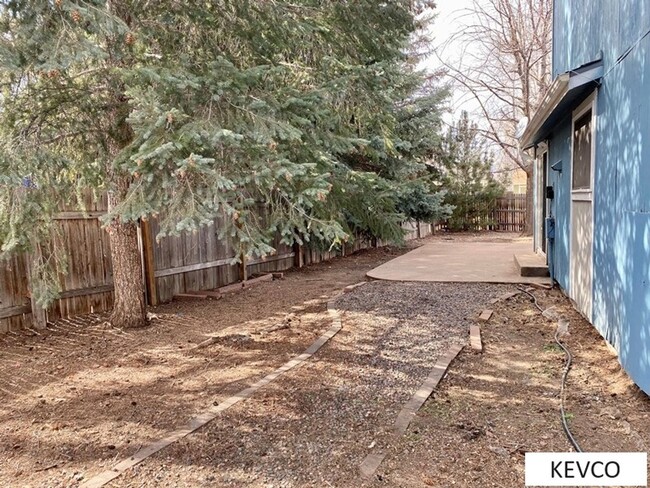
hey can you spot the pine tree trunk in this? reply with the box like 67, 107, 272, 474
107, 178, 147, 329
103, 86, 147, 329
107, 218, 147, 328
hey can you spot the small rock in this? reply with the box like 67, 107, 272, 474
600, 406, 621, 420
464, 428, 484, 441
488, 445, 509, 457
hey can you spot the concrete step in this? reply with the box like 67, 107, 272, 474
514, 253, 549, 277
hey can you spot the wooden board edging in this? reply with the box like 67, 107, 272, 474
80, 291, 345, 488
470, 324, 483, 352
359, 342, 465, 481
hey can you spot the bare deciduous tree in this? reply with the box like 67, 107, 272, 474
438, 0, 552, 233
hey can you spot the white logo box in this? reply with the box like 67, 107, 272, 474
525, 452, 647, 486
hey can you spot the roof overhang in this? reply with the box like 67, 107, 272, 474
519, 59, 604, 150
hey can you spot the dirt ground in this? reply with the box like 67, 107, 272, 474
0, 239, 421, 488
372, 287, 650, 487
2, 231, 649, 488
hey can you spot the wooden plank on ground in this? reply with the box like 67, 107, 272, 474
478, 309, 493, 322
359, 452, 387, 480
173, 293, 208, 301
242, 273, 273, 287
344, 282, 368, 293
218, 282, 245, 294
393, 343, 465, 435
470, 325, 483, 352
186, 290, 221, 299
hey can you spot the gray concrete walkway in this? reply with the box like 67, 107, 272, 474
368, 238, 551, 285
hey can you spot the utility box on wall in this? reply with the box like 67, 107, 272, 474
545, 217, 555, 240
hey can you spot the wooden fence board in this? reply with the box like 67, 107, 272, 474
0, 253, 32, 332
491, 194, 527, 232
49, 208, 114, 320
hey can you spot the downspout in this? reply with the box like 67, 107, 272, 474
518, 144, 535, 238
547, 203, 556, 285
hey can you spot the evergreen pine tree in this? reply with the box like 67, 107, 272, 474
438, 111, 504, 231
0, 1, 445, 328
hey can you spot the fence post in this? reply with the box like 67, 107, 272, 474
26, 248, 47, 329
140, 219, 158, 306
238, 250, 248, 282
293, 242, 304, 268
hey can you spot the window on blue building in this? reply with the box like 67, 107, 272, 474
572, 109, 592, 190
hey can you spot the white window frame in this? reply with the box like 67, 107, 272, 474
570, 93, 597, 201
533, 142, 549, 257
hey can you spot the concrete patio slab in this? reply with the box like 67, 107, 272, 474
367, 239, 551, 285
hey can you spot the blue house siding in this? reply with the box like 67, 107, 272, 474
547, 117, 572, 292
546, 0, 650, 393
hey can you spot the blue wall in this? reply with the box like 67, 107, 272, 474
547, 118, 571, 292
550, 0, 650, 394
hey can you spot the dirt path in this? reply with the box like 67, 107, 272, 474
0, 242, 420, 488
108, 282, 508, 487
371, 288, 650, 487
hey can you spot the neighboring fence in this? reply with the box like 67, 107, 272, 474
435, 194, 527, 233
0, 195, 114, 334
146, 210, 298, 305
49, 206, 114, 323
0, 210, 433, 333
490, 194, 527, 232
0, 254, 31, 332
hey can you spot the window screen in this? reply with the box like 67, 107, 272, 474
572, 110, 592, 190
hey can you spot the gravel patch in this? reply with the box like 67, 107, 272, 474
115, 281, 512, 487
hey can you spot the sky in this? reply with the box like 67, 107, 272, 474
422, 0, 523, 177
422, 0, 481, 124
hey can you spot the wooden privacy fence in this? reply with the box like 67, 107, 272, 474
0, 208, 433, 333
0, 195, 114, 334
490, 194, 527, 232
434, 193, 527, 232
